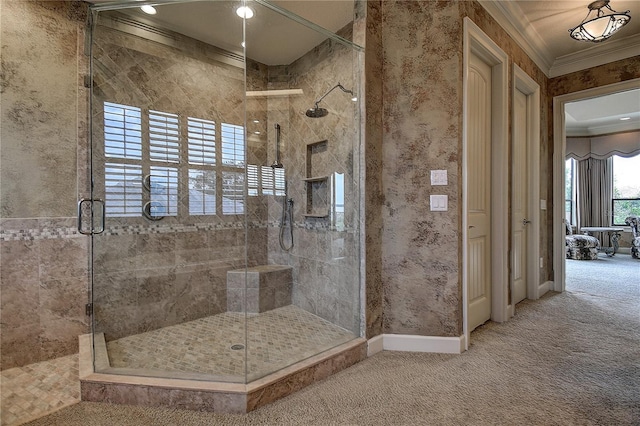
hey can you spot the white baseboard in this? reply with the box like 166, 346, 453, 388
367, 334, 465, 356
538, 280, 552, 297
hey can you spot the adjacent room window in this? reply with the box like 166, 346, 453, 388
565, 158, 577, 226
612, 154, 640, 225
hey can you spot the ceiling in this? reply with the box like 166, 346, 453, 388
478, 0, 639, 136
90, 0, 639, 135
565, 89, 640, 136
480, 0, 640, 77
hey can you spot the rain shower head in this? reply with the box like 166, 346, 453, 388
305, 107, 329, 118
305, 83, 354, 118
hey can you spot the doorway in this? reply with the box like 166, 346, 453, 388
552, 78, 640, 292
511, 64, 541, 308
463, 18, 509, 345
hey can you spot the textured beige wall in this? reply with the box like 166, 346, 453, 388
379, 0, 552, 337
381, 1, 463, 337
549, 57, 640, 97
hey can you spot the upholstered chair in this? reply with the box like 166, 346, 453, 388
565, 223, 600, 260
624, 216, 640, 259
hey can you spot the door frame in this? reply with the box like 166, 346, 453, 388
511, 64, 541, 307
552, 78, 640, 292
463, 17, 509, 349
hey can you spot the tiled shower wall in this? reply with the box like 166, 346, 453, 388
0, 0, 361, 369
260, 25, 361, 335
89, 13, 268, 341
1, 1, 90, 370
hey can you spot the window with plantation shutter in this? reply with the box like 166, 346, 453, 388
259, 166, 286, 197
189, 169, 216, 215
188, 117, 216, 165
103, 102, 143, 217
223, 171, 244, 215
104, 102, 142, 160
149, 166, 178, 216
261, 166, 274, 196
274, 167, 285, 196
105, 163, 143, 217
247, 165, 259, 196
102, 102, 252, 218
149, 111, 179, 163
221, 123, 245, 167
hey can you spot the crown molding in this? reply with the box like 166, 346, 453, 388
566, 120, 640, 137
549, 34, 640, 77
477, 0, 553, 77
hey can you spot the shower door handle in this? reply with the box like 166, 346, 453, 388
77, 198, 106, 235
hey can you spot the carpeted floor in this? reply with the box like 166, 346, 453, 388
24, 254, 640, 425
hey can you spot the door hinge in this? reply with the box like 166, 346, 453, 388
84, 74, 91, 88
86, 303, 93, 317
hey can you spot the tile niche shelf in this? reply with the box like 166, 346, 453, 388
304, 139, 330, 218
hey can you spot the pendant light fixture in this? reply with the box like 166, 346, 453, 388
569, 0, 631, 42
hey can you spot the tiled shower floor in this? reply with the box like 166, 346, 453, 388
0, 354, 80, 426
106, 305, 355, 382
0, 305, 354, 425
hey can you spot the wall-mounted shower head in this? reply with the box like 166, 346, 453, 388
305, 83, 354, 118
305, 107, 329, 118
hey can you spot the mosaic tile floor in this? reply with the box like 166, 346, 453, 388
0, 306, 353, 424
0, 354, 80, 426
106, 305, 355, 382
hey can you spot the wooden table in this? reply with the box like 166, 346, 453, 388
581, 227, 624, 257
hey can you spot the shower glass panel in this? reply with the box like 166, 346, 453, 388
89, 0, 362, 385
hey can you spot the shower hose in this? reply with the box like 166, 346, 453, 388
279, 197, 294, 252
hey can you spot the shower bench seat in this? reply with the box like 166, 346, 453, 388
226, 265, 292, 313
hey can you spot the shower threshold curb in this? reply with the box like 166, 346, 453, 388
78, 334, 367, 413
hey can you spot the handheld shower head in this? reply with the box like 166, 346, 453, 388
305, 83, 354, 118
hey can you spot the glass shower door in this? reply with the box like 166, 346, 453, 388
88, 1, 249, 383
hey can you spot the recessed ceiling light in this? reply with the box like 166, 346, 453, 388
253, 120, 260, 123
254, 131, 261, 135
140, 5, 157, 15
236, 6, 254, 19
620, 117, 631, 121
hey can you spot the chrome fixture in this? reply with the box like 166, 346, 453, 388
306, 83, 355, 118
271, 123, 283, 169
569, 0, 631, 42
236, 5, 254, 19
279, 196, 294, 252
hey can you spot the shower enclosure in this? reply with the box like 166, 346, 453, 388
84, 0, 363, 391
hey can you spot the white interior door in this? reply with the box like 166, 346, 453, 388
467, 52, 492, 331
512, 88, 528, 305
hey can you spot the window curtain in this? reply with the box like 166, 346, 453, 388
566, 131, 640, 161
576, 157, 613, 246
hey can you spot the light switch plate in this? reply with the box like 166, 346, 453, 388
430, 170, 448, 186
540, 199, 547, 210
430, 195, 448, 211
